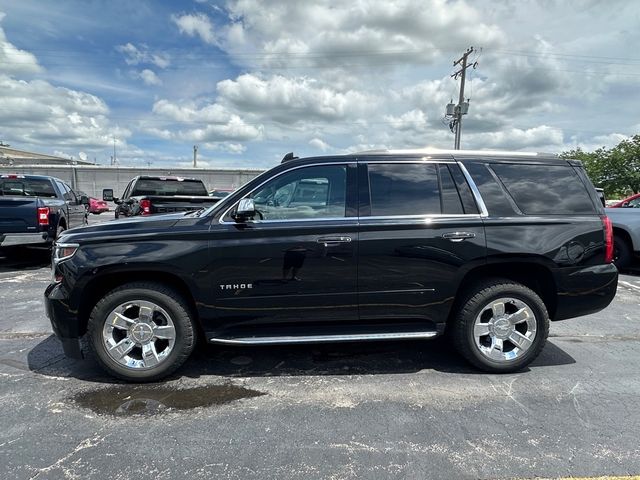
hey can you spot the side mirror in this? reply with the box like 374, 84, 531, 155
80, 195, 89, 206
234, 198, 256, 222
102, 189, 114, 202
622, 201, 630, 208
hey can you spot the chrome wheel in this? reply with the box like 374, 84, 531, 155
102, 300, 176, 370
473, 297, 537, 362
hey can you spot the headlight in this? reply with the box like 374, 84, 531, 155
53, 242, 79, 264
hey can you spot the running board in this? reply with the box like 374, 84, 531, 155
209, 330, 438, 345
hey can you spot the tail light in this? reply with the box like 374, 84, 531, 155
602, 215, 614, 263
139, 199, 151, 215
38, 207, 50, 226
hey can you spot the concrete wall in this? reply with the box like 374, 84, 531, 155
0, 165, 265, 198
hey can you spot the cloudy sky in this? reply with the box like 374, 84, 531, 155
0, 0, 638, 168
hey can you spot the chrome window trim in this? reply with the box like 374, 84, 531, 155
219, 159, 486, 225
361, 214, 483, 221
457, 162, 489, 217
362, 159, 456, 164
219, 161, 354, 224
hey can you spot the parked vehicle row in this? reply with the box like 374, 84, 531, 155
46, 149, 618, 382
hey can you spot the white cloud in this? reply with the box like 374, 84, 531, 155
384, 109, 428, 133
0, 12, 42, 75
222, 0, 504, 68
309, 138, 331, 151
137, 69, 162, 86
151, 99, 262, 142
0, 74, 131, 150
467, 125, 564, 150
171, 13, 216, 45
116, 42, 170, 68
217, 74, 376, 123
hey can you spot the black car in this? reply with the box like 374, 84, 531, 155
45, 150, 618, 381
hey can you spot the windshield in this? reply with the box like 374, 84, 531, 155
131, 179, 208, 197
0, 178, 57, 197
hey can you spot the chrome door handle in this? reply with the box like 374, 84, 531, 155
442, 232, 476, 242
317, 236, 352, 246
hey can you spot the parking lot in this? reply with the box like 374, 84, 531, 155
0, 216, 639, 479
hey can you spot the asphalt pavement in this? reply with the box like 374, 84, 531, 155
1, 217, 639, 479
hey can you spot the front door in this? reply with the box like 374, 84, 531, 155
207, 162, 358, 334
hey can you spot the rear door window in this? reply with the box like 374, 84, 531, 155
491, 164, 596, 215
367, 163, 440, 216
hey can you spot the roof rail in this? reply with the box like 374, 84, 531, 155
353, 148, 554, 157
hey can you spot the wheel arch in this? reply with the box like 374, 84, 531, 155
450, 259, 557, 323
613, 227, 633, 250
76, 269, 201, 338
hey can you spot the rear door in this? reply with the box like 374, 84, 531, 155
357, 158, 486, 324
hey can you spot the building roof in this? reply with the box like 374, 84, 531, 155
0, 145, 93, 166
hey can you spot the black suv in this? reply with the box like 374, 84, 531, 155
45, 150, 618, 381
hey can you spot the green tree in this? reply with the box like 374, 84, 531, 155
561, 135, 640, 197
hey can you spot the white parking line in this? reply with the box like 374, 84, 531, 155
619, 280, 640, 292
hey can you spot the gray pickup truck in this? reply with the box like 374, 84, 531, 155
606, 207, 640, 268
0, 174, 88, 248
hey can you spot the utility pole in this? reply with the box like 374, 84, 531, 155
193, 145, 198, 168
112, 135, 117, 165
448, 47, 477, 150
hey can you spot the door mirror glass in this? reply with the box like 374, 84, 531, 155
102, 189, 114, 202
80, 195, 89, 205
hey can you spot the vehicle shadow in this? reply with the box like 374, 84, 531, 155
27, 334, 576, 384
0, 247, 50, 272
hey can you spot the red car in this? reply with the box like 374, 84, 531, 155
78, 191, 109, 214
609, 192, 640, 208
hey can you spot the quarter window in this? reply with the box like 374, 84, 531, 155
492, 164, 596, 215
367, 163, 440, 216
245, 165, 347, 221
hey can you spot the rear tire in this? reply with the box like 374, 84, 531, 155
86, 282, 196, 382
613, 234, 632, 270
452, 278, 549, 373
55, 225, 65, 240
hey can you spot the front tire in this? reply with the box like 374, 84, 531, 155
452, 279, 549, 373
87, 282, 196, 382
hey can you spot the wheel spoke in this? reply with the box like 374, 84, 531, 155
109, 338, 136, 358
154, 325, 176, 340
138, 306, 154, 323
491, 301, 506, 318
111, 312, 135, 330
508, 308, 530, 325
142, 342, 160, 367
474, 323, 491, 337
488, 338, 504, 359
508, 331, 533, 351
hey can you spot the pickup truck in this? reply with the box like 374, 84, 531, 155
606, 207, 640, 268
103, 175, 218, 218
0, 174, 88, 248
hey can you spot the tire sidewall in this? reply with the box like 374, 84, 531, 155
89, 286, 194, 381
461, 285, 548, 372
613, 234, 631, 269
